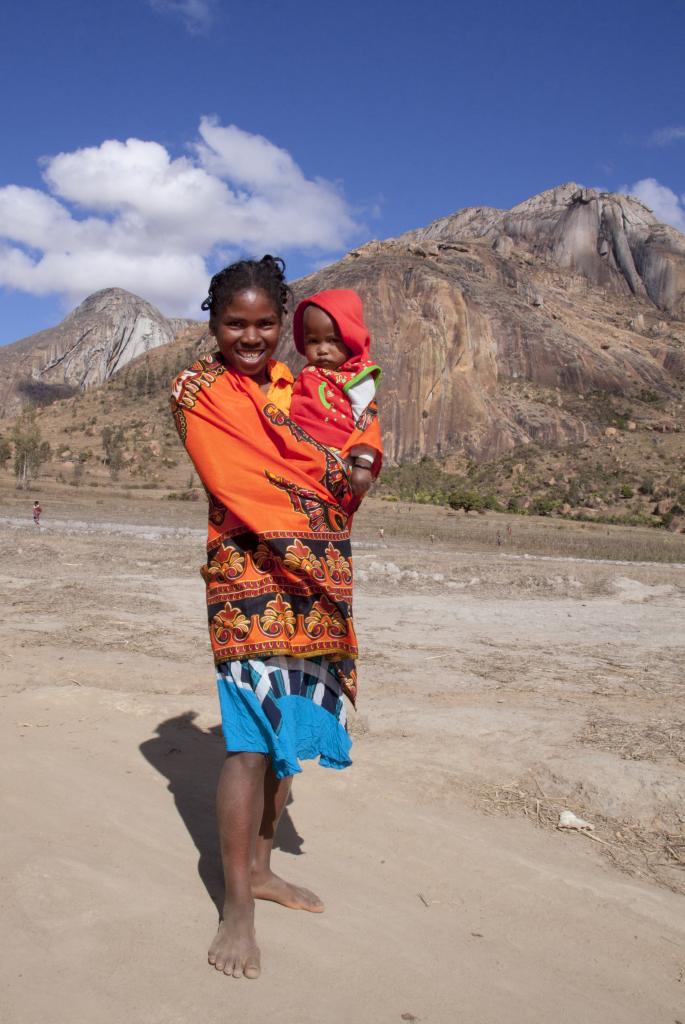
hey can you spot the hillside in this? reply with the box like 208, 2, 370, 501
1, 183, 683, 527
300, 183, 684, 466
0, 288, 190, 419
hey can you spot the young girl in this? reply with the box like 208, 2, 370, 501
171, 256, 374, 980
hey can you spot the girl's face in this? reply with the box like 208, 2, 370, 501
302, 305, 350, 370
211, 288, 281, 385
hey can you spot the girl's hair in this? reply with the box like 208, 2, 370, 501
201, 255, 292, 319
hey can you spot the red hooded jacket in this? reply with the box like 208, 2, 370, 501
290, 289, 382, 459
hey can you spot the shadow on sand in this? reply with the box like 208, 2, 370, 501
139, 711, 304, 913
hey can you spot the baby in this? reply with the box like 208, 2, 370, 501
290, 289, 382, 497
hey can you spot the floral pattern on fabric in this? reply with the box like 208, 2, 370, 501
203, 530, 355, 662
171, 356, 360, 692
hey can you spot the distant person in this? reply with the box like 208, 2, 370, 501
378, 527, 385, 540
171, 256, 379, 981
289, 289, 382, 501
32, 500, 42, 527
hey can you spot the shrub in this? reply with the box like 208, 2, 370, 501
165, 489, 201, 502
448, 489, 484, 514
530, 497, 557, 516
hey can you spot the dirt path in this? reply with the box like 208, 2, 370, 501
1, 502, 684, 1023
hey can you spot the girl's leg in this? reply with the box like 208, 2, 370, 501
208, 751, 266, 978
250, 764, 324, 912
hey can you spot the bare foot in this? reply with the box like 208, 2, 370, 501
251, 870, 324, 912
208, 901, 261, 979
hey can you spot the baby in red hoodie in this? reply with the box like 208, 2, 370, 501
290, 289, 382, 498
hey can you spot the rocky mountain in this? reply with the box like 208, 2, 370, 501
1, 184, 683, 479
0, 289, 186, 418
289, 183, 684, 464
401, 183, 685, 317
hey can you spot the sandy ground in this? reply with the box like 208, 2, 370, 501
1, 493, 684, 1024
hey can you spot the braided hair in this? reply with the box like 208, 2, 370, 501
201, 255, 292, 321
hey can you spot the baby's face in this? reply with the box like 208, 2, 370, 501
302, 305, 350, 370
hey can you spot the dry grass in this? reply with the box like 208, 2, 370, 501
475, 779, 685, 895
356, 500, 685, 565
3, 481, 684, 564
0, 475, 208, 530
580, 716, 685, 765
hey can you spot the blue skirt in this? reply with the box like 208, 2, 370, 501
216, 656, 353, 779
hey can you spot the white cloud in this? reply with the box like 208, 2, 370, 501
649, 126, 685, 146
148, 0, 214, 34
0, 119, 361, 316
620, 177, 685, 233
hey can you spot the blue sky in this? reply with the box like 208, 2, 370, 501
1, 0, 683, 344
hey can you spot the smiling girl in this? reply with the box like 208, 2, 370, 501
171, 256, 374, 980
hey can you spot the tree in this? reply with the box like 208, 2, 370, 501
101, 425, 126, 479
0, 434, 11, 468
133, 366, 151, 397
448, 488, 484, 514
11, 411, 51, 488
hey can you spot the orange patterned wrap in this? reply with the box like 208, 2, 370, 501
170, 354, 379, 703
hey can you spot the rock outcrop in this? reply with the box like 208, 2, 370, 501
401, 183, 685, 317
0, 289, 178, 417
286, 184, 685, 463
2, 184, 684, 466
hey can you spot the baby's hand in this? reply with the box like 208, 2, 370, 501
350, 465, 373, 498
